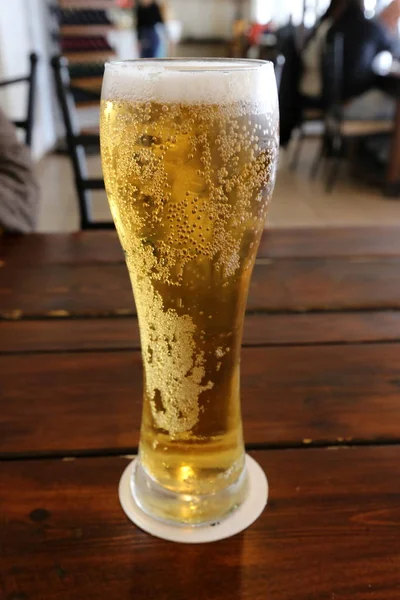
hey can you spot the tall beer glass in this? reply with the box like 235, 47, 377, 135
100, 59, 279, 525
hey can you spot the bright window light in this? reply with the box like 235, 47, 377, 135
253, 0, 273, 23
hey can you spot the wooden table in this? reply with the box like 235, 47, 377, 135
1, 228, 400, 600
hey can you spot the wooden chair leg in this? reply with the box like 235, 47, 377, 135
310, 137, 326, 179
326, 157, 342, 192
326, 134, 343, 193
290, 127, 304, 170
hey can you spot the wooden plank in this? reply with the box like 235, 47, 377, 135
259, 225, 400, 257
75, 100, 101, 109
0, 232, 123, 266
3, 228, 400, 267
2, 343, 400, 455
1, 447, 399, 600
0, 263, 132, 318
61, 25, 115, 37
64, 51, 116, 64
0, 318, 140, 353
3, 311, 400, 353
3, 258, 400, 318
71, 76, 103, 91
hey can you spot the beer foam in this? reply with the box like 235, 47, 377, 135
102, 60, 277, 112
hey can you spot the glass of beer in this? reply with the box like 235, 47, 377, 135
100, 59, 278, 525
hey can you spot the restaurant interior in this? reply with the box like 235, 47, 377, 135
0, 0, 399, 231
1, 1, 400, 598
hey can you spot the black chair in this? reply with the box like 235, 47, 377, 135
0, 52, 38, 148
280, 29, 325, 171
312, 34, 394, 191
51, 55, 113, 230
289, 104, 325, 171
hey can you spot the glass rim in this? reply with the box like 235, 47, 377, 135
104, 58, 273, 73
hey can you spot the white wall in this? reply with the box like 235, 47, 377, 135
169, 0, 239, 39
0, 0, 57, 159
166, 0, 331, 39
0, 0, 31, 121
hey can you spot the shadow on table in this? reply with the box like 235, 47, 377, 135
129, 532, 246, 599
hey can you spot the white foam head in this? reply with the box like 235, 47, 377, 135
102, 59, 277, 112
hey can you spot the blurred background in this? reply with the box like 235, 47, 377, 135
0, 0, 399, 233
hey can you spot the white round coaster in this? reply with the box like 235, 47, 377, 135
118, 454, 268, 544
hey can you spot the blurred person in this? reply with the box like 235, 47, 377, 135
302, 0, 396, 112
280, 0, 397, 144
156, 1, 169, 57
0, 108, 39, 233
135, 0, 165, 58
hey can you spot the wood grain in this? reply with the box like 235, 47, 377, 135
1, 228, 400, 599
0, 232, 123, 266
3, 257, 400, 318
3, 228, 400, 266
3, 311, 400, 353
1, 447, 399, 600
2, 343, 400, 456
259, 225, 400, 258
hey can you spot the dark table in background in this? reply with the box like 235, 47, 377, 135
1, 228, 400, 600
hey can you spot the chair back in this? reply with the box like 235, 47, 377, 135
0, 52, 38, 147
51, 55, 112, 230
322, 33, 344, 131
274, 54, 286, 93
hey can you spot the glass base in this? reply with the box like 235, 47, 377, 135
130, 459, 249, 526
119, 455, 268, 542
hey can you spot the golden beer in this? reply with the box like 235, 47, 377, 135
100, 60, 278, 524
